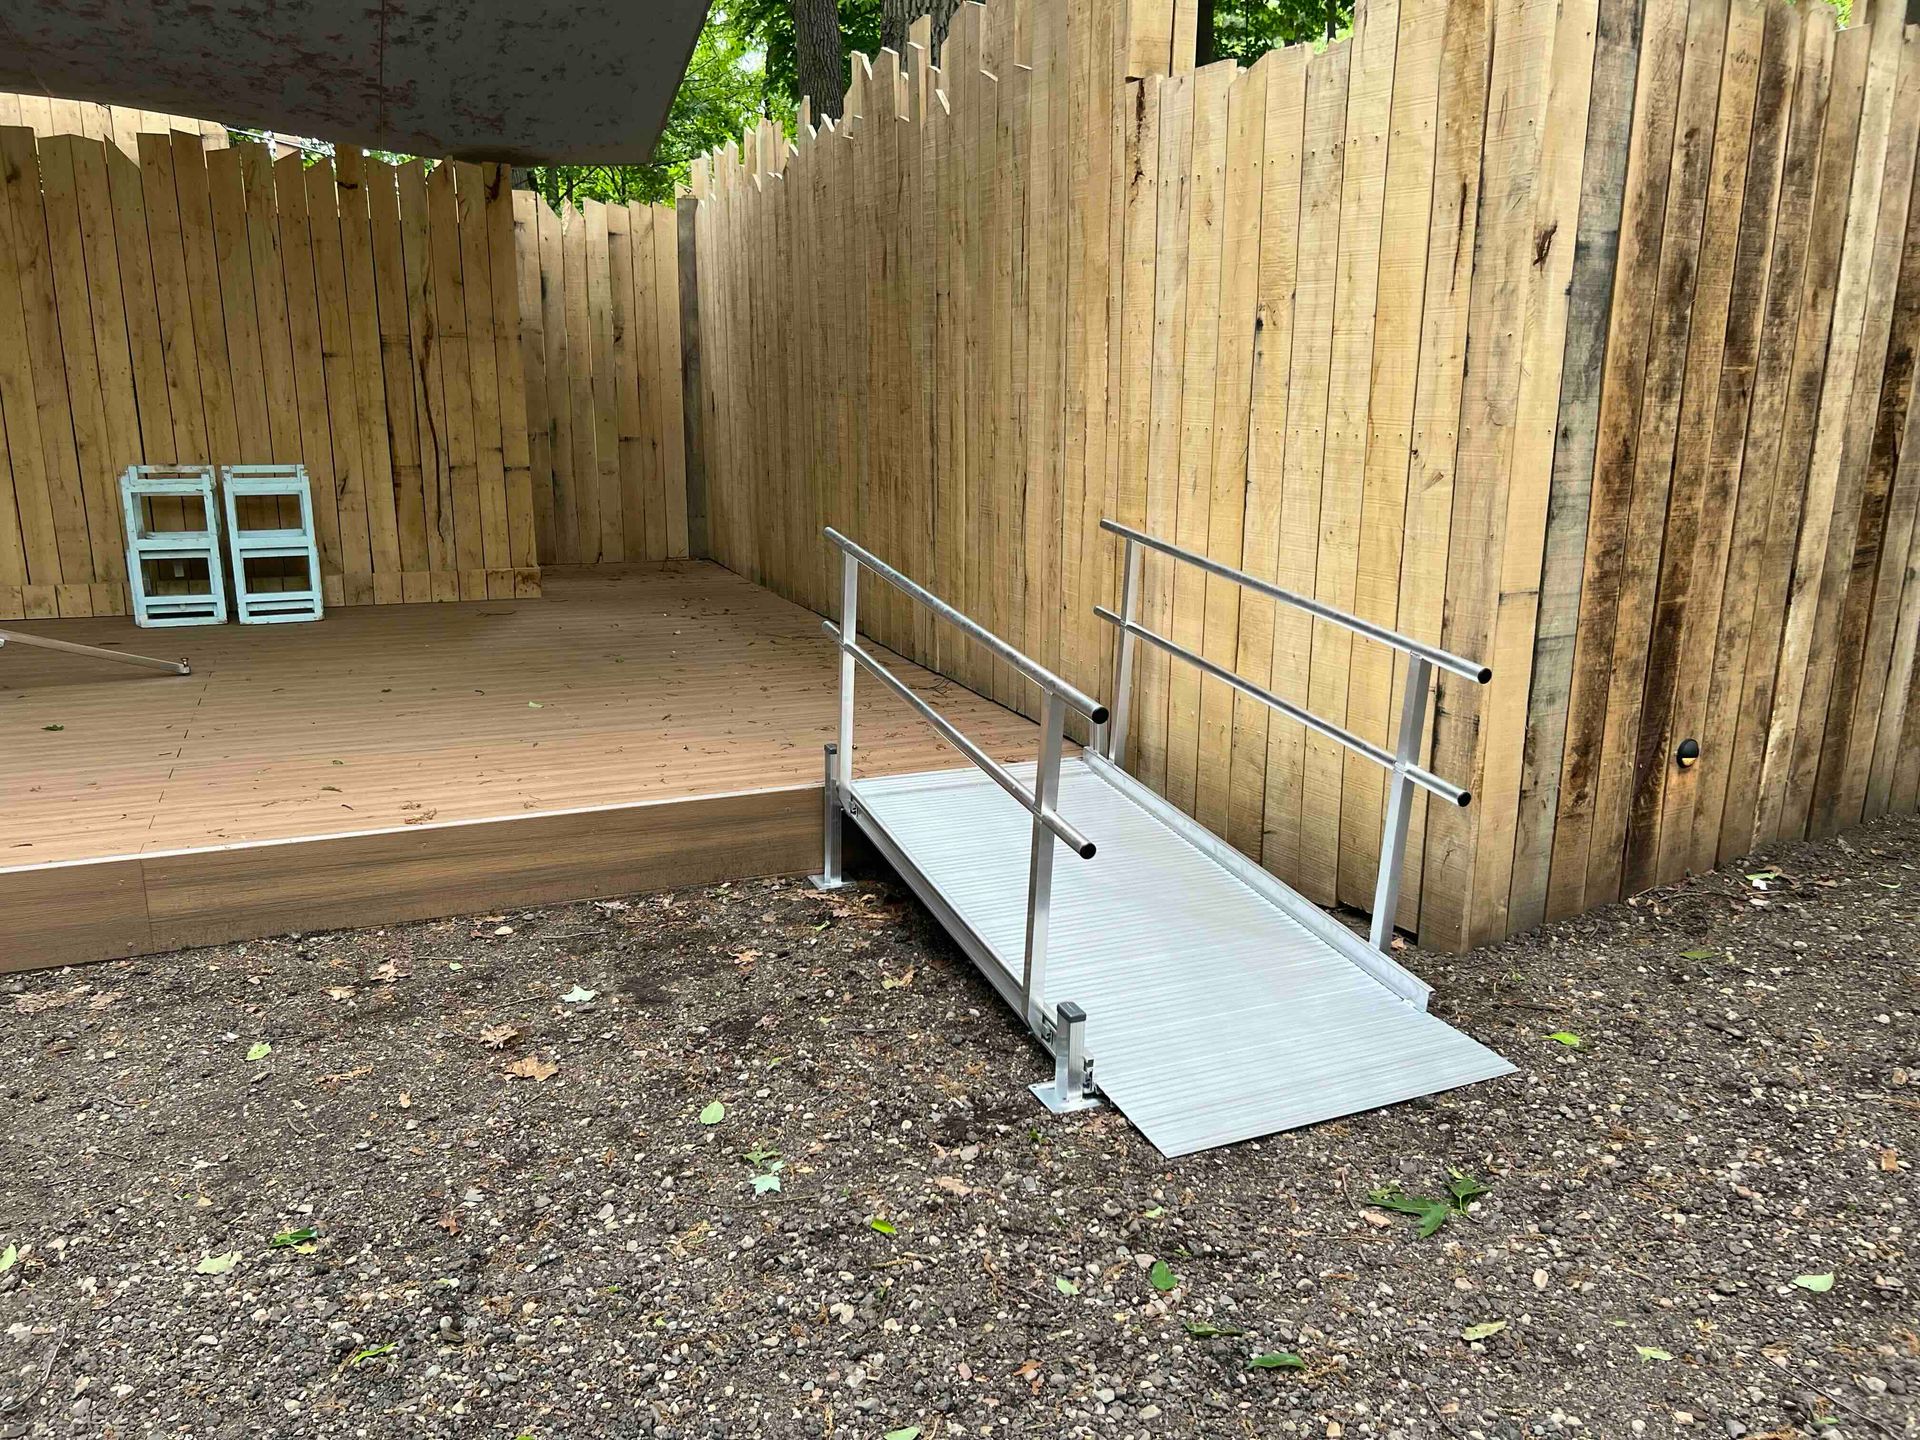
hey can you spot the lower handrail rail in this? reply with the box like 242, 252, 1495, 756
825, 621, 1096, 857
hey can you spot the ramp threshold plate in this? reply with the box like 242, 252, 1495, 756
850, 755, 1514, 1157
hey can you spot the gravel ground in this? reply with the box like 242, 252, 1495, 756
1, 816, 1916, 1440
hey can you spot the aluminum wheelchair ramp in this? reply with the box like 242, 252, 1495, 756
852, 753, 1513, 1155
813, 524, 1513, 1157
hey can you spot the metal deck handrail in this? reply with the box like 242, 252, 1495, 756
826, 528, 1109, 723
823, 623, 1097, 858
815, 529, 1102, 1044
1095, 521, 1491, 954
1099, 519, 1490, 683
1092, 606, 1469, 809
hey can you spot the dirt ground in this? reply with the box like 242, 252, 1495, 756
1, 815, 1916, 1440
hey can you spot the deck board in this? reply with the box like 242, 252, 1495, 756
1, 563, 1043, 969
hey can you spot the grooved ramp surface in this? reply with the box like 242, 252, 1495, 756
853, 757, 1515, 1155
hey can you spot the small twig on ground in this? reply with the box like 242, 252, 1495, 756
1414, 1378, 1466, 1438
0, 1324, 67, 1417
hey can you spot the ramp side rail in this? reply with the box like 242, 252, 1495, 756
1094, 518, 1491, 954
817, 527, 1109, 1050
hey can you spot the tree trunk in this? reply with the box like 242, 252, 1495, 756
794, 0, 848, 122
882, 0, 917, 55
881, 0, 965, 59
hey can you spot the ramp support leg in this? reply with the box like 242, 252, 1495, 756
810, 742, 848, 891
1031, 1000, 1099, 1114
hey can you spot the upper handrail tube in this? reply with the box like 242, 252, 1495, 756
1093, 606, 1470, 807
826, 527, 1110, 724
1098, 518, 1492, 685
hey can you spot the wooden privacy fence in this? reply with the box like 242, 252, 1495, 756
513, 194, 691, 566
0, 128, 540, 615
0, 92, 227, 156
689, 0, 1920, 950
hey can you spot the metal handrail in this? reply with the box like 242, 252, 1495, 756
826, 527, 1109, 724
1099, 519, 1490, 684
1093, 606, 1469, 808
1097, 521, 1490, 954
824, 621, 1097, 857
817, 529, 1102, 1039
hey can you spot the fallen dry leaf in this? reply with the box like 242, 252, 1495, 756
506, 1054, 558, 1081
934, 1176, 973, 1197
314, 1066, 373, 1087
1880, 1147, 1902, 1172
86, 989, 124, 1010
734, 948, 763, 965
369, 962, 409, 983
479, 1023, 520, 1049
881, 967, 916, 990
13, 986, 89, 1014
1360, 1208, 1394, 1229
325, 986, 357, 1002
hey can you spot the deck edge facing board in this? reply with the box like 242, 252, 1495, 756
0, 784, 818, 974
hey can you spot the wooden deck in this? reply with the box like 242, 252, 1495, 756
0, 563, 1042, 971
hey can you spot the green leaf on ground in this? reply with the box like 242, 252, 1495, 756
195, 1251, 242, 1275
1679, 947, 1719, 960
1447, 1171, 1492, 1209
1184, 1321, 1245, 1339
1461, 1320, 1508, 1342
883, 1428, 922, 1440
1148, 1260, 1178, 1291
1635, 1346, 1673, 1362
1250, 1352, 1306, 1370
1794, 1272, 1835, 1293
245, 1042, 272, 1062
698, 1101, 725, 1125
349, 1342, 396, 1367
751, 1171, 782, 1195
0, 1244, 16, 1273
560, 985, 598, 1004
1142, 1205, 1166, 1219
868, 1217, 897, 1236
1055, 1276, 1080, 1296
1547, 1031, 1583, 1047
1369, 1185, 1453, 1237
270, 1227, 319, 1248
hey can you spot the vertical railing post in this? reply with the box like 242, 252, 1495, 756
1105, 539, 1143, 763
836, 551, 859, 796
1020, 688, 1070, 1032
1370, 655, 1432, 953
811, 742, 845, 890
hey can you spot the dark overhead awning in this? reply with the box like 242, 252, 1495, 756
0, 0, 713, 164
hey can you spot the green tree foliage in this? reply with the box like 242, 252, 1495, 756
717, 0, 882, 119
522, 0, 1350, 212
520, 19, 767, 209
1202, 0, 1354, 62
